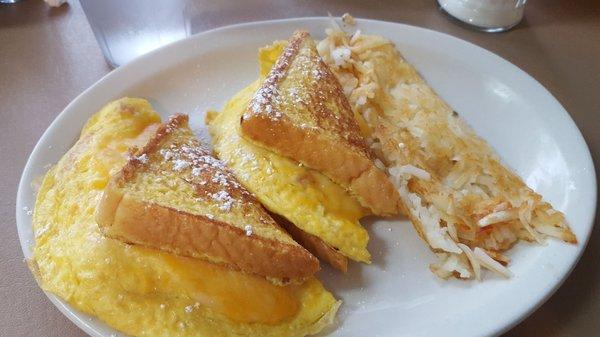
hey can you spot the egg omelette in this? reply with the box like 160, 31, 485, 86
30, 98, 340, 336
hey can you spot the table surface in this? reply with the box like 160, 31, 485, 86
1, 0, 599, 336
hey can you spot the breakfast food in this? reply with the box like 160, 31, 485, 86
206, 32, 405, 268
96, 114, 319, 280
208, 81, 369, 267
30, 98, 339, 336
316, 21, 577, 279
240, 30, 400, 216
28, 16, 582, 337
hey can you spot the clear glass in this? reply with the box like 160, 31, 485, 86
79, 0, 194, 67
0, 0, 22, 4
438, 0, 527, 33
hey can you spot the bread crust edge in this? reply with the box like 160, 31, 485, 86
96, 187, 320, 280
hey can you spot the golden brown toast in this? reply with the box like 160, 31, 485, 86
96, 114, 319, 280
207, 81, 371, 265
240, 30, 400, 216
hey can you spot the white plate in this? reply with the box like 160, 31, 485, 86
16, 17, 596, 337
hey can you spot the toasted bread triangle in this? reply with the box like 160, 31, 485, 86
96, 114, 319, 280
240, 31, 400, 216
208, 82, 371, 265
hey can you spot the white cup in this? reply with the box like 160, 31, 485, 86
438, 0, 527, 32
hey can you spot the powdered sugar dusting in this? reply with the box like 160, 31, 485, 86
212, 190, 235, 211
191, 167, 202, 176
154, 119, 251, 214
134, 153, 148, 164
172, 159, 190, 171
246, 82, 283, 120
245, 30, 355, 141
211, 171, 229, 186
244, 33, 307, 121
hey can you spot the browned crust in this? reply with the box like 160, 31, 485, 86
241, 113, 399, 216
272, 214, 348, 273
96, 114, 320, 280
240, 30, 400, 216
97, 184, 319, 279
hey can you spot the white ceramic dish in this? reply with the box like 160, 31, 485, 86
16, 17, 596, 337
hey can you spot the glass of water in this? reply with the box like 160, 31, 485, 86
79, 0, 192, 67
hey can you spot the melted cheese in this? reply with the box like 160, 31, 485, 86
208, 83, 370, 262
32, 98, 339, 336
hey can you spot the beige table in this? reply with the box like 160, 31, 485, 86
1, 0, 598, 336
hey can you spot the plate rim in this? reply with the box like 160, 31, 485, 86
16, 16, 597, 337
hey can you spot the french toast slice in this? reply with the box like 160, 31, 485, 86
96, 114, 319, 280
240, 30, 400, 216
207, 81, 371, 265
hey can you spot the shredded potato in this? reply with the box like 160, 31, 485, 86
318, 20, 576, 279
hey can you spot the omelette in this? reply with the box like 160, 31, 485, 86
30, 98, 339, 336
